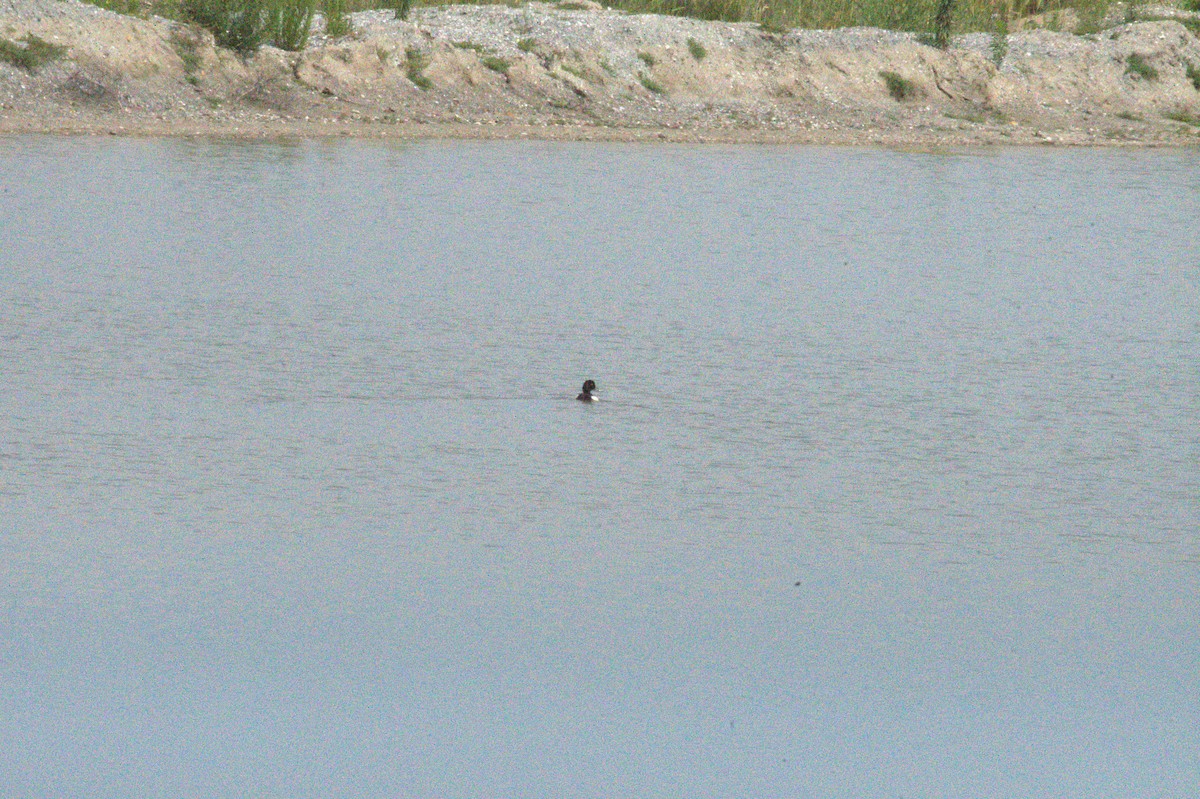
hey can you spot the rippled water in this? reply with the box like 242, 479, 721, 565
1, 138, 1198, 798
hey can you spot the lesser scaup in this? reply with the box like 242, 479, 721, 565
576, 379, 598, 402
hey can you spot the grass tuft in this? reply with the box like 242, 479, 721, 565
481, 55, 509, 74
1125, 53, 1158, 81
323, 0, 350, 37
171, 30, 202, 79
932, 0, 953, 49
879, 70, 916, 101
560, 62, 588, 79
637, 50, 655, 66
81, 0, 143, 14
990, 12, 1007, 67
274, 0, 316, 50
405, 46, 432, 89
687, 36, 706, 60
638, 72, 664, 93
1187, 62, 1200, 91
1163, 109, 1200, 126
0, 33, 67, 72
383, 0, 412, 19
517, 37, 537, 52
179, 0, 327, 53
182, 0, 263, 53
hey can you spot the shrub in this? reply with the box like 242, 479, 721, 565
687, 36, 706, 60
182, 0, 272, 53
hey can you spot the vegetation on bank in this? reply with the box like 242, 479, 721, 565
0, 33, 68, 70
75, 0, 1200, 57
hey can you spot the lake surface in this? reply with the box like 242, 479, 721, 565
1, 137, 1198, 798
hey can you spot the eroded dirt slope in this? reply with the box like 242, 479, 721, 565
2, 0, 1200, 144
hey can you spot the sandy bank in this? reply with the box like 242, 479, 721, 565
3, 0, 1200, 145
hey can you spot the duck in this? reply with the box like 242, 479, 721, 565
576, 379, 598, 402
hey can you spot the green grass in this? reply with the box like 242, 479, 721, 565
171, 30, 202, 78
179, 0, 321, 53
1163, 109, 1200, 126
274, 0, 316, 50
405, 46, 432, 89
0, 34, 67, 72
879, 70, 916, 100
517, 37, 537, 52
638, 72, 664, 93
481, 55, 509, 74
637, 50, 655, 67
1180, 18, 1200, 36
687, 36, 707, 60
182, 0, 265, 53
932, 0, 953, 48
1125, 53, 1158, 81
1115, 110, 1141, 120
382, 0, 411, 19
323, 0, 350, 37
1188, 62, 1200, 91
453, 40, 488, 53
990, 13, 1008, 67
81, 0, 144, 14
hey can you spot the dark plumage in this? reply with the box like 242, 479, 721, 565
576, 379, 598, 402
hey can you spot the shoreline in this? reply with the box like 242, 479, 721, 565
3, 0, 1200, 147
4, 117, 1193, 148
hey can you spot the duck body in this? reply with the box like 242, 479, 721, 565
576, 379, 598, 402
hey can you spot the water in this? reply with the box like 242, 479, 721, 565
1, 138, 1198, 798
